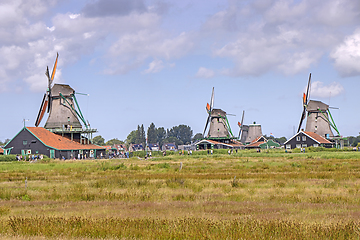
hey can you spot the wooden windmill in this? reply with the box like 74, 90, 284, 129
203, 87, 234, 139
297, 73, 340, 138
34, 53, 96, 144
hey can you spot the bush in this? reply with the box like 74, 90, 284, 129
0, 155, 17, 162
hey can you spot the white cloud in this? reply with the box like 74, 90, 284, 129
331, 29, 360, 77
69, 14, 80, 19
195, 67, 215, 78
143, 59, 164, 74
309, 81, 344, 98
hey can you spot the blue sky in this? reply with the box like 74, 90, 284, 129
0, 0, 360, 142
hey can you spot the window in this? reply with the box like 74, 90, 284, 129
315, 126, 317, 130
296, 144, 301, 148
286, 144, 291, 149
302, 144, 307, 148
313, 144, 319, 147
296, 136, 300, 141
23, 140, 27, 145
302, 136, 306, 141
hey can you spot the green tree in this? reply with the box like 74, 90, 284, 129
105, 138, 124, 146
140, 124, 146, 146
126, 130, 138, 145
147, 123, 157, 144
156, 127, 166, 147
168, 124, 193, 145
192, 133, 203, 141
92, 135, 105, 146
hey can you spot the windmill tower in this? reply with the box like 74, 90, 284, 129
203, 87, 234, 139
35, 53, 97, 144
297, 73, 340, 138
245, 123, 263, 144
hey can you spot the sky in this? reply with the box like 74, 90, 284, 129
0, 0, 360, 142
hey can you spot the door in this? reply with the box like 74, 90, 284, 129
50, 149, 55, 158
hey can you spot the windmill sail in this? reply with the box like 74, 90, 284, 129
35, 93, 48, 127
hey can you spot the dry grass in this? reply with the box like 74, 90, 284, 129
1, 152, 360, 238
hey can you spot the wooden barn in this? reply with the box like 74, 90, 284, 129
5, 127, 106, 159
284, 131, 333, 150
244, 136, 280, 149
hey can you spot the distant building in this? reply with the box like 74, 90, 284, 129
284, 131, 333, 149
129, 144, 144, 152
0, 147, 3, 155
162, 143, 177, 151
244, 136, 280, 149
148, 143, 160, 151
5, 127, 105, 159
195, 139, 243, 150
113, 144, 127, 153
178, 144, 196, 151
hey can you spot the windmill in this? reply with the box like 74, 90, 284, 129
35, 53, 59, 127
202, 87, 234, 139
34, 53, 96, 144
297, 73, 340, 138
237, 110, 248, 143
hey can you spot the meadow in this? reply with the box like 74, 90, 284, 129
1, 149, 360, 239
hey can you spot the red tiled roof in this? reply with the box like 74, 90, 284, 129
0, 148, 3, 154
27, 127, 105, 150
246, 141, 266, 148
304, 131, 332, 144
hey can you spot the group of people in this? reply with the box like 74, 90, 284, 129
179, 149, 193, 155
16, 154, 43, 162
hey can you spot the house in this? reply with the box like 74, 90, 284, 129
113, 144, 127, 153
4, 127, 106, 159
284, 131, 333, 149
244, 136, 280, 149
178, 144, 196, 151
129, 144, 144, 152
148, 143, 159, 151
195, 139, 243, 150
0, 147, 3, 155
162, 143, 177, 151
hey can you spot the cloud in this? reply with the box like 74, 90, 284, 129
206, 0, 360, 77
195, 67, 215, 78
82, 0, 147, 17
143, 59, 164, 74
309, 81, 344, 98
330, 29, 360, 77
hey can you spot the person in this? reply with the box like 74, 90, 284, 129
149, 151, 152, 157
211, 149, 213, 155
190, 150, 192, 155
228, 149, 230, 155
207, 149, 209, 154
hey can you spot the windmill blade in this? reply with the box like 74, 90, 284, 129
35, 93, 48, 127
238, 110, 245, 138
305, 73, 311, 104
297, 107, 306, 132
206, 103, 211, 113
45, 66, 50, 82
47, 91, 52, 113
203, 115, 211, 137
210, 87, 214, 110
50, 52, 59, 84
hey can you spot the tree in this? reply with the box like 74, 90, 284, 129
167, 124, 193, 145
93, 135, 105, 146
147, 123, 157, 144
156, 127, 166, 147
126, 130, 137, 145
192, 133, 203, 141
140, 124, 146, 145
105, 138, 124, 146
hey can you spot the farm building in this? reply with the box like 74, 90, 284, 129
162, 143, 177, 151
113, 144, 127, 153
4, 127, 106, 159
148, 144, 160, 151
284, 131, 333, 149
244, 136, 280, 149
195, 139, 243, 150
129, 144, 144, 152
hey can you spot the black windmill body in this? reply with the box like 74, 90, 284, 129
34, 53, 97, 144
203, 88, 234, 140
297, 73, 340, 139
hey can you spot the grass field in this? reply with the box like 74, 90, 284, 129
1, 150, 360, 239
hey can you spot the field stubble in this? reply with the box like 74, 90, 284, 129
1, 151, 360, 238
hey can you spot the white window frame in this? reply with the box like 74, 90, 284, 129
302, 136, 306, 141
296, 136, 300, 141
296, 144, 301, 148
